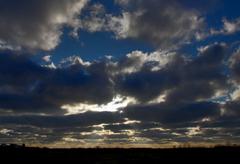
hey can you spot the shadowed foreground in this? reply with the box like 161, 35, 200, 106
1, 145, 240, 162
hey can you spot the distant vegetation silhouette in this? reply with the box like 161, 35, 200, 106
1, 144, 240, 162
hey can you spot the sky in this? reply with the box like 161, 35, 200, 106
0, 0, 240, 148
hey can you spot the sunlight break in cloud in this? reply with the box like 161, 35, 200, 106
62, 95, 137, 115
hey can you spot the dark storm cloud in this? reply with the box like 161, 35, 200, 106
229, 49, 240, 82
116, 43, 228, 103
104, 122, 158, 134
0, 52, 58, 113
0, 43, 229, 114
0, 0, 88, 51
0, 52, 48, 87
165, 43, 228, 103
0, 52, 114, 114
0, 94, 60, 114
123, 101, 220, 126
0, 42, 239, 145
0, 112, 123, 128
224, 48, 240, 119
38, 61, 114, 105
201, 116, 240, 129
224, 101, 240, 117
115, 57, 182, 102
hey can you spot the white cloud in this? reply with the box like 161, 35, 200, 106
107, 12, 131, 39
59, 55, 91, 67
0, 40, 21, 51
117, 50, 176, 74
43, 62, 57, 69
230, 86, 240, 101
0, 128, 13, 135
186, 126, 202, 137
42, 55, 52, 63
78, 3, 107, 33
62, 95, 136, 115
114, 0, 130, 6
211, 18, 240, 35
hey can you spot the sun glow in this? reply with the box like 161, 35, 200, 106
62, 95, 136, 115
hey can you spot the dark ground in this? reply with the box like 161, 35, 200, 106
1, 145, 240, 163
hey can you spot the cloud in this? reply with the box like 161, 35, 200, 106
42, 55, 52, 63
0, 112, 123, 128
0, 52, 114, 114
0, 129, 13, 135
79, 0, 205, 49
78, 3, 107, 34
114, 50, 176, 74
211, 17, 240, 35
224, 101, 240, 117
0, 52, 48, 88
59, 55, 91, 67
0, 42, 240, 146
116, 43, 228, 103
229, 48, 240, 82
165, 43, 228, 103
0, 43, 229, 114
0, 105, 227, 146
123, 101, 220, 126
112, 0, 204, 49
114, 0, 130, 6
0, 0, 88, 51
1, 0, 240, 146
44, 61, 114, 105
